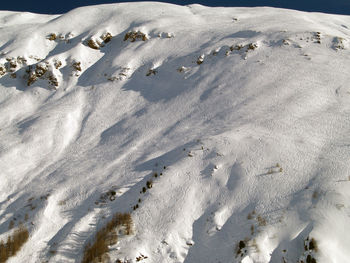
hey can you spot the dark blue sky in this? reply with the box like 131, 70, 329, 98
2, 0, 350, 15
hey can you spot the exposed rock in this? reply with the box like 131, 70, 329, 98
124, 31, 148, 42
87, 39, 100, 50
86, 32, 113, 49
101, 32, 112, 43
26, 62, 59, 88
35, 62, 48, 78
197, 55, 204, 65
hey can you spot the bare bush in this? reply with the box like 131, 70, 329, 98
146, 180, 153, 189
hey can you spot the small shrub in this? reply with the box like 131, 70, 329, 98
146, 180, 153, 189
47, 33, 57, 41
196, 55, 204, 65
142, 187, 147, 193
314, 32, 321, 44
87, 39, 100, 50
306, 254, 317, 263
239, 240, 246, 249
236, 240, 247, 256
247, 43, 258, 51
299, 237, 318, 263
309, 238, 317, 251
136, 254, 148, 261
146, 68, 157, 76
230, 44, 243, 51
48, 74, 59, 87
54, 60, 62, 69
99, 189, 118, 203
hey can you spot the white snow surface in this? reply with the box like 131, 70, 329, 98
0, 2, 350, 263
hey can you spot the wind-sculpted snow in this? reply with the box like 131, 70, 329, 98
0, 2, 350, 263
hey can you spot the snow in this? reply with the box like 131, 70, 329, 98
0, 2, 350, 262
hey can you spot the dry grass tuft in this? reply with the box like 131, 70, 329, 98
0, 226, 29, 262
81, 213, 133, 263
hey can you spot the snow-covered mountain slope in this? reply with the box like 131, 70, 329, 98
0, 2, 350, 262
